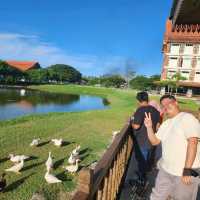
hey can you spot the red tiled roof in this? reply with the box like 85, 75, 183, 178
6, 60, 39, 71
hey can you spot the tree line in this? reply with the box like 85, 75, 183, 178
1, 59, 185, 93
83, 74, 161, 90
0, 61, 82, 84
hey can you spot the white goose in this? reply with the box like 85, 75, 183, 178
5, 159, 24, 174
51, 139, 63, 147
30, 138, 40, 146
112, 130, 120, 138
72, 145, 81, 157
63, 159, 80, 173
9, 154, 29, 163
45, 152, 53, 171
45, 169, 62, 184
68, 153, 77, 165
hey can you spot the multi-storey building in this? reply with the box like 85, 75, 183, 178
161, 0, 200, 96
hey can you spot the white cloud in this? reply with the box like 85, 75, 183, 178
0, 32, 136, 76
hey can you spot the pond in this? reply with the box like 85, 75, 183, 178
0, 88, 109, 120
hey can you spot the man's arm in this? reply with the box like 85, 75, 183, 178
185, 137, 198, 168
144, 112, 161, 146
182, 137, 198, 185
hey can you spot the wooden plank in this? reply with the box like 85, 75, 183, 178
92, 122, 133, 197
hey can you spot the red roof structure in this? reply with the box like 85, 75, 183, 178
6, 60, 40, 71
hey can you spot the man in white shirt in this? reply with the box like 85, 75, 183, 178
144, 94, 200, 200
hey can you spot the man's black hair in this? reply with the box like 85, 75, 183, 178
160, 94, 176, 103
136, 91, 149, 103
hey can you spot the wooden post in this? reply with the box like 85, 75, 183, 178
72, 168, 93, 200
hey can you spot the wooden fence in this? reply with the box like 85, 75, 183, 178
72, 109, 199, 200
72, 120, 133, 200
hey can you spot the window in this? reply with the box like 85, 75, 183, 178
194, 72, 200, 82
172, 44, 179, 46
182, 58, 192, 68
167, 70, 176, 78
181, 71, 190, 80
186, 44, 193, 46
168, 57, 178, 68
170, 44, 180, 54
184, 44, 193, 54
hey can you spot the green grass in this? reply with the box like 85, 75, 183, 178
0, 85, 198, 200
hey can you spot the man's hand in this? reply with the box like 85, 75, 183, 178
144, 112, 153, 128
181, 176, 192, 185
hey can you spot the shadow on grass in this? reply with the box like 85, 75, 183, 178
0, 157, 9, 163
27, 156, 38, 162
4, 172, 35, 192
62, 141, 72, 147
85, 160, 98, 168
79, 148, 92, 155
78, 164, 86, 172
37, 141, 50, 147
56, 171, 71, 182
22, 161, 45, 172
79, 153, 89, 161
54, 158, 65, 170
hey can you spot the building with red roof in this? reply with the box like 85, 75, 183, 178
6, 60, 41, 72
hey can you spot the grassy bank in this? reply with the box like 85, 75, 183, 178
0, 85, 198, 200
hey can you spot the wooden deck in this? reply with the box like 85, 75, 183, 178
118, 146, 200, 200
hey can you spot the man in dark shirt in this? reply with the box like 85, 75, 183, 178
132, 92, 161, 185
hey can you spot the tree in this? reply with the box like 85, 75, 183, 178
100, 75, 126, 88
47, 64, 82, 83
171, 72, 187, 95
85, 76, 101, 86
129, 75, 152, 90
26, 69, 50, 83
155, 79, 177, 94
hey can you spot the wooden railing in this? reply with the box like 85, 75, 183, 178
72, 109, 199, 200
72, 120, 133, 200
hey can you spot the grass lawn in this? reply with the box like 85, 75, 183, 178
0, 85, 198, 200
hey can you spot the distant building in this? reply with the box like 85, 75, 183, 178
6, 61, 40, 72
161, 0, 200, 96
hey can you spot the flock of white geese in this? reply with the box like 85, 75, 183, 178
0, 130, 120, 192
4, 138, 81, 184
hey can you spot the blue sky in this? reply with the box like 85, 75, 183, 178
0, 0, 173, 76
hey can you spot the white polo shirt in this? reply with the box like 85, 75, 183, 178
156, 112, 200, 176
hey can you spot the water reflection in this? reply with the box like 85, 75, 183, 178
0, 88, 109, 120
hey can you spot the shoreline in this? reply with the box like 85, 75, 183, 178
0, 84, 28, 89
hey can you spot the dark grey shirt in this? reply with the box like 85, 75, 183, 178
133, 105, 161, 149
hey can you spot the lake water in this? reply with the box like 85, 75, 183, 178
0, 88, 109, 120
